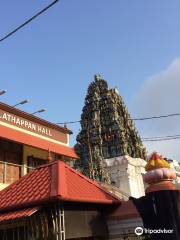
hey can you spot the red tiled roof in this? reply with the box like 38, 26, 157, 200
0, 207, 39, 223
0, 161, 119, 212
108, 200, 140, 220
0, 165, 51, 211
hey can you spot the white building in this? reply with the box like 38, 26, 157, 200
168, 159, 180, 189
103, 155, 180, 198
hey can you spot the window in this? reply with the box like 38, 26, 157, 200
0, 139, 22, 184
27, 156, 48, 172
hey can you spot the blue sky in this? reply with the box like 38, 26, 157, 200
1, 1, 180, 159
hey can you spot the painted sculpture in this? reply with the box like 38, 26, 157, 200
75, 74, 147, 182
143, 152, 177, 193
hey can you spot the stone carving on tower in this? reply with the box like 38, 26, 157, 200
75, 74, 147, 182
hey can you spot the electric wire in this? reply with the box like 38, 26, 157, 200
57, 120, 80, 124
74, 129, 180, 143
56, 112, 180, 125
142, 137, 180, 142
57, 114, 180, 142
142, 134, 180, 140
0, 0, 59, 42
132, 113, 180, 121
1, 2, 178, 144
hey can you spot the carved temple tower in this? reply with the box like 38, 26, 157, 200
75, 74, 147, 182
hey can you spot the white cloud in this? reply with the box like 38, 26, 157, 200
134, 58, 180, 160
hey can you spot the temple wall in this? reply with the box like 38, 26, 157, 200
107, 217, 144, 240
104, 156, 146, 198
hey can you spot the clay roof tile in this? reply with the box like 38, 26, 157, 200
0, 161, 120, 212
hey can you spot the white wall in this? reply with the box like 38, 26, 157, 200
104, 156, 146, 198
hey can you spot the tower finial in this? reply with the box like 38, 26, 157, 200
94, 73, 101, 81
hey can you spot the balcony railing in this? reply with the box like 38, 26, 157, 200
0, 160, 34, 185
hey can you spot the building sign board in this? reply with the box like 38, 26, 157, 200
0, 110, 68, 145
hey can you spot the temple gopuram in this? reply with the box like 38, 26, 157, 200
75, 74, 147, 182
